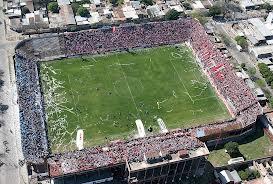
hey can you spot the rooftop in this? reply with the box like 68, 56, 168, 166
128, 146, 209, 172
48, 132, 204, 177
249, 18, 273, 38
250, 45, 273, 57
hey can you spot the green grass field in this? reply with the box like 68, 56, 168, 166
41, 45, 230, 153
208, 124, 273, 166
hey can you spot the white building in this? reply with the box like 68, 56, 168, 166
191, 0, 205, 10
240, 0, 264, 11
22, 10, 49, 30
219, 170, 242, 184
88, 11, 101, 24
147, 5, 165, 18
122, 5, 138, 19
239, 18, 273, 46
250, 45, 273, 58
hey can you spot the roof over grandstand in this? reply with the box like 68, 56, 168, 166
48, 132, 205, 177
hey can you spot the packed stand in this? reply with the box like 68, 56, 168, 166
14, 18, 262, 175
48, 131, 203, 177
189, 21, 258, 114
15, 45, 48, 163
62, 19, 193, 56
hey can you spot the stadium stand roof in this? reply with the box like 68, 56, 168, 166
14, 18, 263, 179
48, 133, 205, 177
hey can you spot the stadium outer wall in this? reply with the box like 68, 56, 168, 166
14, 18, 262, 182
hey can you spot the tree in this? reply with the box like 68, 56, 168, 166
77, 6, 90, 17
209, 5, 222, 17
0, 103, 8, 113
110, 0, 118, 6
262, 2, 273, 12
141, 0, 153, 6
248, 67, 256, 76
240, 63, 246, 70
190, 11, 208, 25
269, 97, 273, 108
21, 6, 30, 15
110, 0, 124, 6
224, 142, 239, 157
258, 63, 271, 78
253, 170, 260, 178
239, 169, 261, 181
266, 74, 273, 85
47, 2, 59, 13
0, 79, 4, 89
80, 0, 91, 4
238, 170, 248, 181
235, 36, 248, 49
165, 9, 180, 20
182, 2, 192, 10
71, 2, 80, 14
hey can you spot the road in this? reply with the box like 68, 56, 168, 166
0, 0, 28, 183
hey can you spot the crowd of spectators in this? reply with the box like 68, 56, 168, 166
61, 19, 192, 56
15, 53, 48, 163
189, 22, 258, 114
14, 18, 262, 176
48, 131, 203, 177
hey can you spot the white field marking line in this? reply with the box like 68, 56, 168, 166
214, 91, 229, 114
108, 63, 135, 67
194, 96, 217, 101
190, 62, 227, 114
172, 48, 210, 99
172, 90, 177, 98
194, 69, 227, 114
190, 109, 203, 115
117, 58, 140, 118
91, 57, 98, 63
116, 63, 135, 66
80, 65, 94, 69
157, 99, 168, 109
168, 57, 195, 104
191, 72, 208, 97
166, 109, 173, 113
148, 57, 153, 70
67, 74, 82, 128
43, 67, 75, 152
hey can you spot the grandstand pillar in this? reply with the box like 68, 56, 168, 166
159, 165, 163, 176
194, 158, 202, 176
151, 167, 155, 181
74, 174, 76, 183
166, 163, 171, 183
179, 161, 186, 180
172, 162, 179, 182
144, 169, 147, 181
187, 159, 193, 178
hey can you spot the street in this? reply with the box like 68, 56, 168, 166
0, 0, 28, 183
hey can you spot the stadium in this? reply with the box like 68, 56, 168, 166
14, 18, 262, 183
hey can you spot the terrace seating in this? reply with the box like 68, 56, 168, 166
14, 18, 262, 175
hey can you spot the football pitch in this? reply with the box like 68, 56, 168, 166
41, 45, 230, 153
